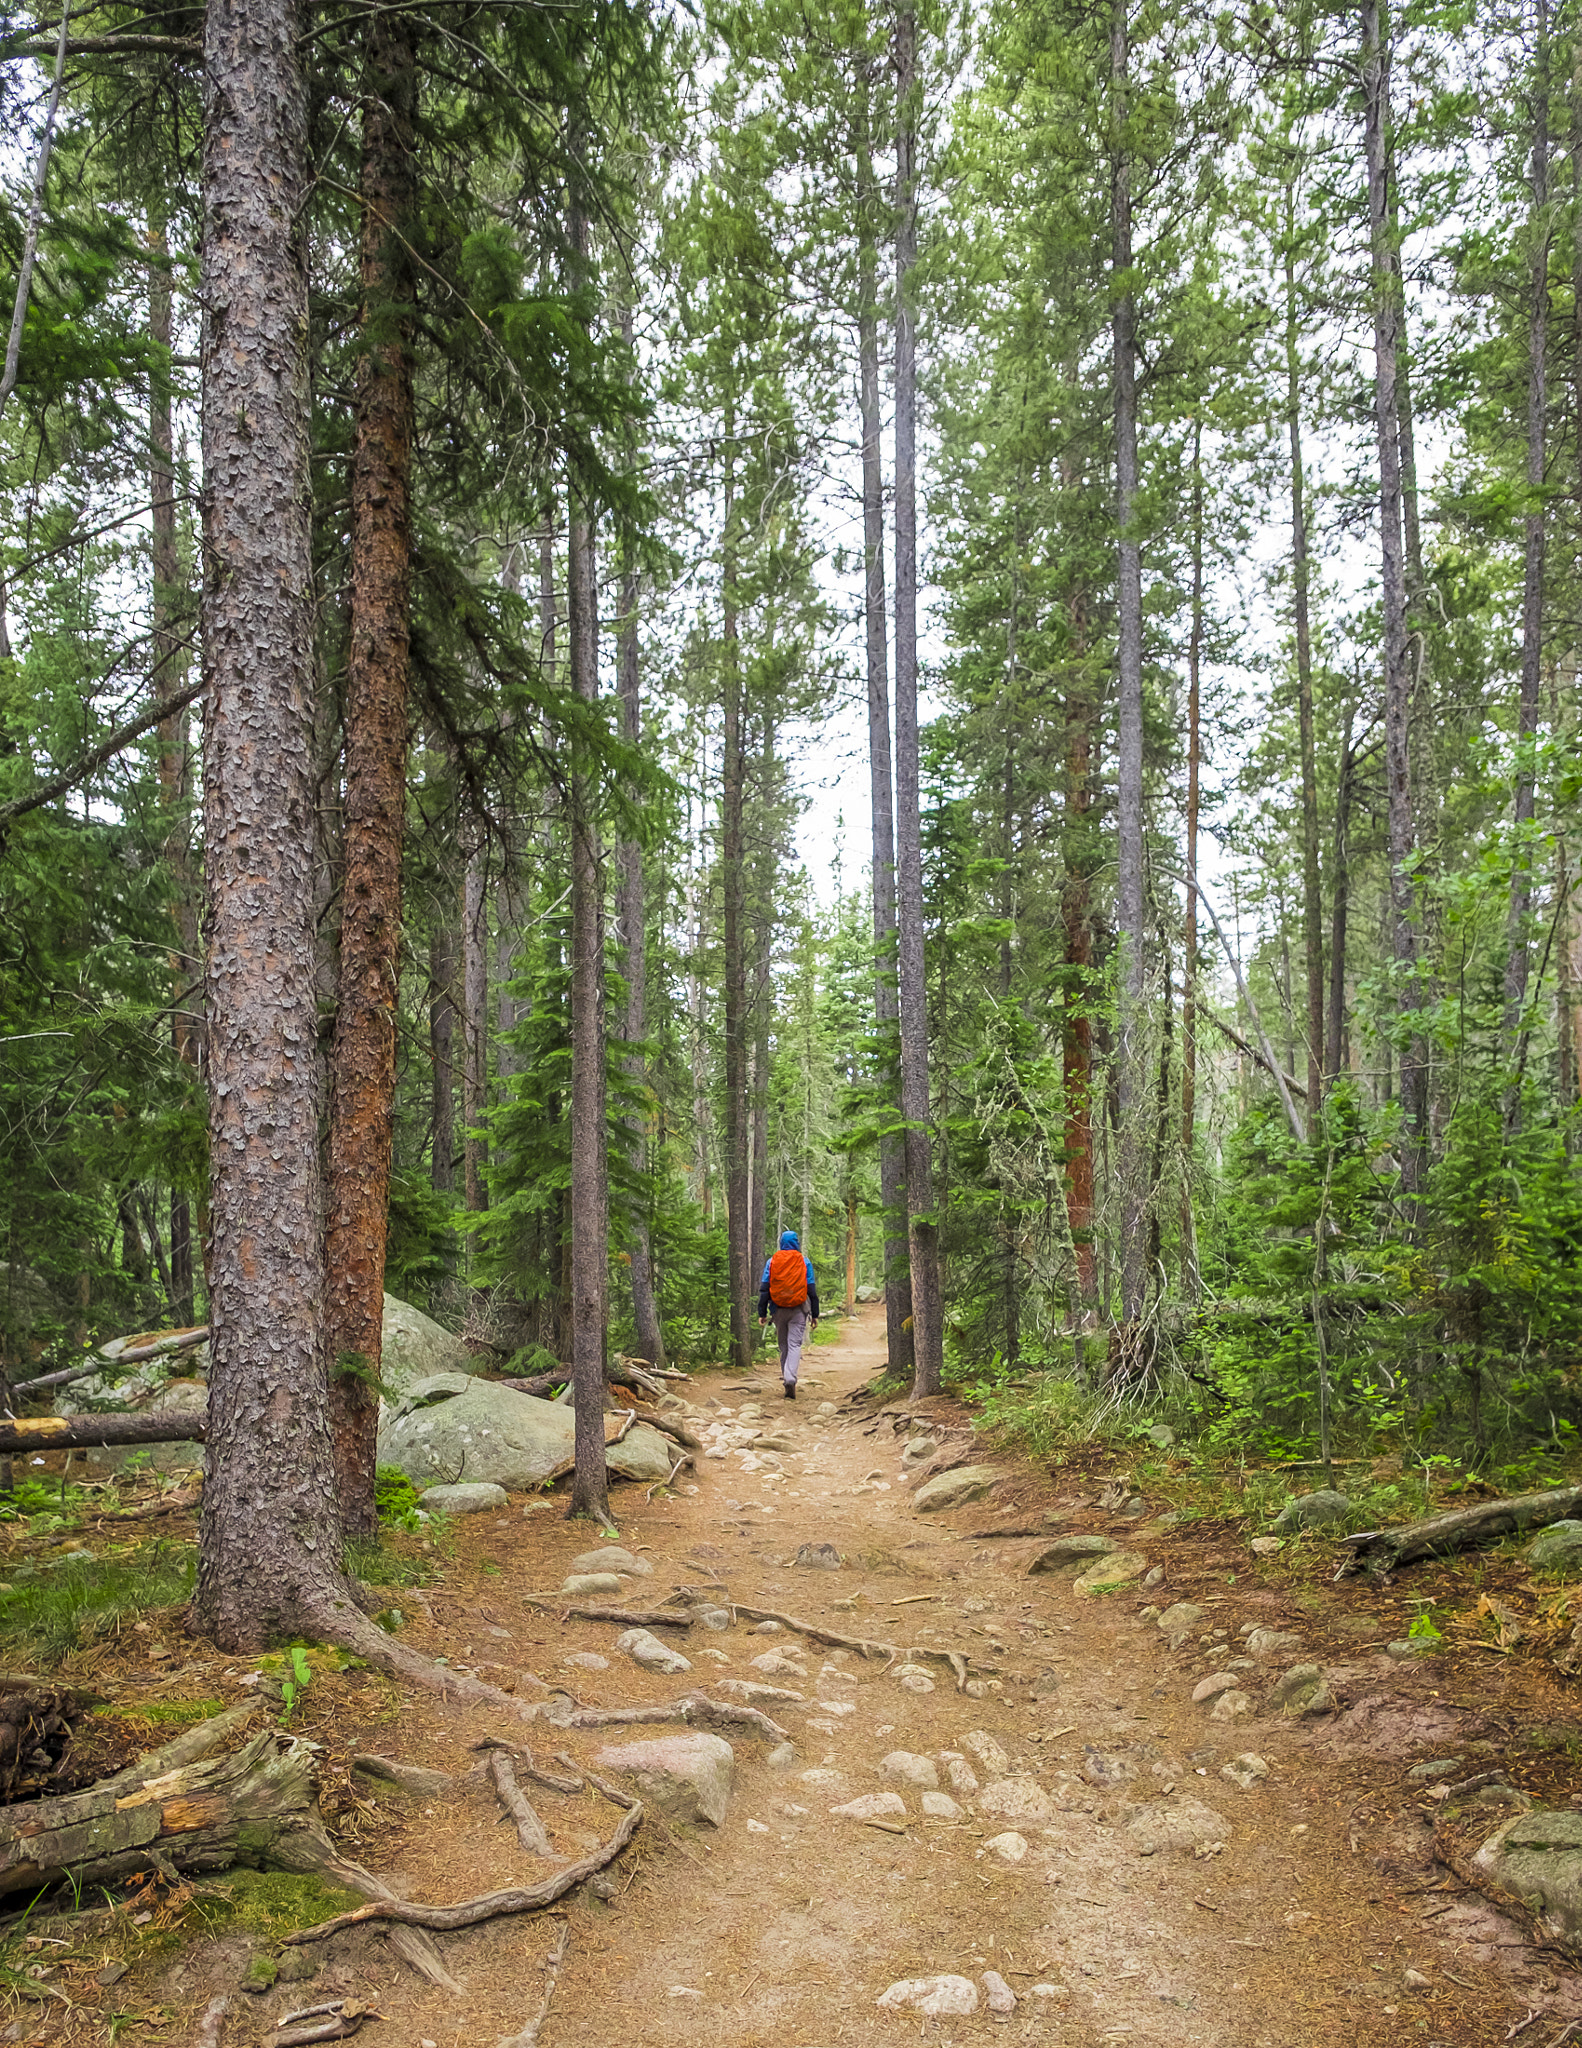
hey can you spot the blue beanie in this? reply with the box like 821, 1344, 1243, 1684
779, 1230, 800, 1250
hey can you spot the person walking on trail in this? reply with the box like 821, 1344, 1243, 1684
759, 1228, 819, 1399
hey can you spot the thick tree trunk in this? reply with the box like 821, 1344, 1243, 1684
721, 440, 753, 1376
149, 203, 200, 1328
463, 832, 489, 1225
1180, 430, 1202, 1298
616, 462, 663, 1369
894, 3, 944, 1401
1062, 669, 1097, 1308
1111, 0, 1148, 1358
326, 11, 417, 1539
1504, 1, 1550, 1129
748, 711, 775, 1288
430, 876, 458, 1197
191, 0, 357, 1646
1362, 0, 1427, 1202
1284, 192, 1325, 1113
1327, 710, 1358, 1087
858, 97, 913, 1378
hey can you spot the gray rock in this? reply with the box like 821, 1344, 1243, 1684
749, 1650, 808, 1679
1407, 1758, 1462, 1779
984, 1830, 1029, 1862
766, 1743, 798, 1772
1245, 1627, 1304, 1658
377, 1377, 672, 1490
1269, 1489, 1350, 1534
560, 1572, 627, 1598
832, 1792, 907, 1820
614, 1627, 691, 1676
792, 1541, 842, 1569
378, 1292, 479, 1398
961, 1732, 1010, 1775
569, 1546, 653, 1578
1220, 1753, 1268, 1791
694, 1606, 733, 1631
911, 1464, 1004, 1513
876, 1976, 978, 2017
1267, 1663, 1334, 1716
1127, 1797, 1231, 1857
901, 1437, 937, 1466
1527, 1521, 1582, 1571
978, 1778, 1058, 1823
715, 1679, 802, 1705
942, 1754, 980, 1797
1142, 1565, 1165, 1588
1144, 1423, 1176, 1450
855, 1285, 880, 1304
922, 1790, 963, 1820
1209, 1690, 1253, 1722
1386, 1638, 1440, 1659
1192, 1671, 1243, 1705
878, 1751, 939, 1788
1073, 1550, 1148, 1595
1472, 1809, 1582, 1942
591, 1733, 734, 1826
981, 1970, 1017, 2014
563, 1652, 609, 1672
1027, 1534, 1117, 1574
421, 1481, 507, 1515
1158, 1602, 1206, 1649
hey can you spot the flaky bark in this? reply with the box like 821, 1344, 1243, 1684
1284, 187, 1324, 1113
721, 428, 753, 1376
1180, 428, 1202, 1297
857, 79, 913, 1377
326, 10, 417, 1539
191, 0, 356, 1647
463, 830, 489, 1224
894, 2, 943, 1400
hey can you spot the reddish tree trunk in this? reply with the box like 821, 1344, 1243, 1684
325, 11, 417, 1539
1062, 670, 1097, 1306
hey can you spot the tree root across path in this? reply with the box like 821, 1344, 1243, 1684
523, 1598, 695, 1631
497, 1917, 569, 2048
282, 1799, 644, 1947
543, 1689, 787, 1742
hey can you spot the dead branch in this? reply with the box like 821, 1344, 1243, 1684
195, 1995, 230, 2048
1336, 1483, 1582, 1575
499, 1355, 664, 1403
488, 1750, 555, 1858
522, 1598, 694, 1631
498, 1919, 570, 2048
283, 1801, 643, 1945
0, 1413, 204, 1454
549, 1690, 786, 1742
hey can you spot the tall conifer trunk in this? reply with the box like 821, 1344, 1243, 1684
462, 836, 489, 1227
1362, 0, 1427, 1200
191, 0, 353, 1644
721, 438, 753, 1374
1111, 0, 1148, 1358
1180, 427, 1202, 1297
857, 81, 913, 1378
1284, 188, 1325, 1113
325, 11, 417, 1537
894, 0, 944, 1399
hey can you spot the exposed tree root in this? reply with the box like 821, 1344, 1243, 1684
498, 1918, 569, 2048
488, 1750, 554, 1858
728, 1602, 898, 1662
547, 1690, 786, 1742
283, 1801, 644, 1945
1337, 1483, 1582, 1575
473, 1738, 582, 1797
522, 1598, 694, 1631
300, 1601, 537, 1718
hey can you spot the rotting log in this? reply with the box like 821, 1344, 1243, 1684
0, 1414, 204, 1455
1336, 1483, 1582, 1576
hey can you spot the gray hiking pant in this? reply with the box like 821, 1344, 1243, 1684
770, 1303, 808, 1385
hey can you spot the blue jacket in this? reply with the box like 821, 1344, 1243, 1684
758, 1230, 819, 1319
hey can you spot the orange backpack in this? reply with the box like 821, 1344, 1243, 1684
768, 1248, 807, 1307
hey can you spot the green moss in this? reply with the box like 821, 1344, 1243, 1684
240, 1952, 279, 1991
189, 1868, 362, 1941
94, 1698, 226, 1728
0, 1540, 196, 1667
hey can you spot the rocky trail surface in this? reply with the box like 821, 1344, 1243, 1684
145, 1308, 1582, 2048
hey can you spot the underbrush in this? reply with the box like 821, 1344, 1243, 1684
0, 1539, 196, 1667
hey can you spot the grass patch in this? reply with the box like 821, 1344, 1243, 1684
345, 1532, 441, 1588
0, 1540, 195, 1668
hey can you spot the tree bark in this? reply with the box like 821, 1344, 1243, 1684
1062, 667, 1097, 1309
1180, 426, 1202, 1298
325, 9, 417, 1539
1362, 0, 1427, 1203
1111, 0, 1148, 1358
1327, 709, 1360, 1087
430, 865, 458, 1197
191, 0, 357, 1647
1284, 187, 1325, 1113
463, 830, 489, 1225
893, 1, 944, 1400
1504, 0, 1551, 1129
721, 430, 753, 1376
857, 85, 913, 1379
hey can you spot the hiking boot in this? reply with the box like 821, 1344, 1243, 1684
784, 1381, 797, 1399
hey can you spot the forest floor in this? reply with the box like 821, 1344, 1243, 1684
10, 1303, 1582, 2048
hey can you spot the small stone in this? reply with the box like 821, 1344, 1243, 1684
522, 1499, 555, 1515
831, 1792, 907, 1820
942, 1754, 980, 1796
897, 1666, 935, 1693
766, 1743, 798, 1772
698, 1646, 732, 1665
1245, 1627, 1303, 1658
420, 1481, 509, 1514
978, 1778, 1058, 1823
983, 1831, 1029, 1863
1081, 1753, 1130, 1788
1250, 1536, 1284, 1556
746, 1817, 770, 1833
563, 1651, 609, 1672
877, 1976, 979, 2017
95, 1962, 128, 1987
716, 1678, 802, 1704
879, 1751, 940, 1788
901, 1437, 937, 1466
912, 1464, 1005, 1512
1142, 1565, 1164, 1588
697, 1605, 732, 1630
1269, 1488, 1350, 1534
1026, 1534, 1116, 1574
1220, 1753, 1269, 1791
592, 1733, 735, 1826
1527, 1521, 1582, 1570
1386, 1638, 1439, 1659
1404, 1968, 1431, 1989
614, 1627, 691, 1676
749, 1649, 808, 1679
982, 1969, 1017, 2013
1159, 1602, 1207, 1650
793, 1541, 843, 1569
1267, 1663, 1334, 1716
276, 1950, 318, 1984
569, 1545, 653, 1577
561, 1572, 627, 1598
1407, 1758, 1462, 1779
1192, 1671, 1242, 1705
1072, 1550, 1148, 1596
1144, 1423, 1175, 1449
922, 1790, 963, 1819
1209, 1690, 1252, 1723
962, 1730, 1011, 1775
752, 1619, 783, 1634
240, 1953, 278, 1993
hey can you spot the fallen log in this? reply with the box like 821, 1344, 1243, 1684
11, 1325, 209, 1397
0, 1413, 204, 1455
283, 1800, 643, 1946
1335, 1483, 1582, 1576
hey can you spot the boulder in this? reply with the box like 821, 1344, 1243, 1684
1527, 1521, 1582, 1572
1269, 1489, 1350, 1534
421, 1482, 506, 1515
376, 1378, 673, 1490
878, 1751, 938, 1789
1127, 1797, 1231, 1856
1027, 1535, 1116, 1574
876, 1977, 977, 2017
1072, 1550, 1148, 1596
614, 1628, 691, 1676
378, 1293, 478, 1399
569, 1547, 653, 1578
1472, 1810, 1582, 1943
911, 1464, 1004, 1513
591, 1733, 735, 1827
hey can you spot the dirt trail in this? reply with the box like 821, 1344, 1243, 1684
180, 1307, 1579, 2048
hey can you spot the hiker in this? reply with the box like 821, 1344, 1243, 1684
758, 1228, 819, 1399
